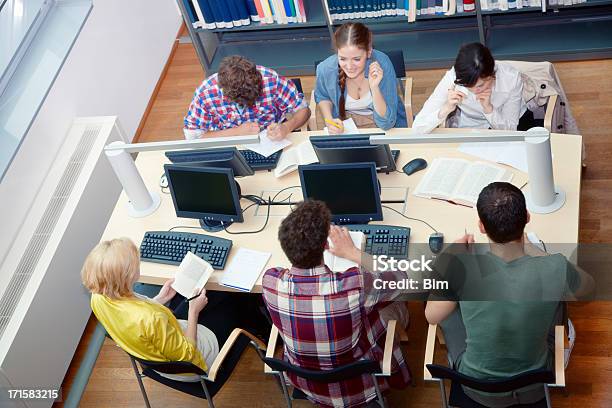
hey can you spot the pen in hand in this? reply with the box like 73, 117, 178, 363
185, 289, 204, 302
324, 118, 343, 129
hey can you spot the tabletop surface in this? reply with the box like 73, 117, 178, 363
102, 128, 583, 292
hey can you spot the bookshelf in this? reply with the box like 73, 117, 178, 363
205, 1, 328, 32
177, 0, 612, 76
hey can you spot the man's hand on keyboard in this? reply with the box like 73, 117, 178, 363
328, 226, 362, 265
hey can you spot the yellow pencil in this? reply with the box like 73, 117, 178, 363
324, 118, 343, 129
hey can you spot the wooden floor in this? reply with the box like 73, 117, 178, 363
54, 43, 612, 407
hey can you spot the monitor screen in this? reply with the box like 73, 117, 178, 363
309, 134, 396, 172
164, 164, 243, 224
165, 147, 254, 177
299, 162, 382, 224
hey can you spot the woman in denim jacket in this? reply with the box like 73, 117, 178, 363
314, 22, 407, 133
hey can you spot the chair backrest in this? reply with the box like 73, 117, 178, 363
290, 78, 303, 95
263, 357, 380, 382
426, 364, 555, 393
381, 50, 406, 80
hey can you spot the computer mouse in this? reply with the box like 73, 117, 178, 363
429, 232, 444, 254
402, 158, 428, 176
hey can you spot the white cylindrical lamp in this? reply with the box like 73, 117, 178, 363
524, 127, 566, 214
104, 141, 161, 217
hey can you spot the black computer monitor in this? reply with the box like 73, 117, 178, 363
165, 147, 254, 177
164, 164, 243, 232
299, 162, 383, 224
309, 134, 397, 173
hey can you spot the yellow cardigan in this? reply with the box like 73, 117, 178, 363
91, 294, 207, 371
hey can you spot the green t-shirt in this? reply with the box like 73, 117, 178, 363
434, 251, 580, 379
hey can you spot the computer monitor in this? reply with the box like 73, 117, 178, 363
165, 147, 254, 177
164, 164, 243, 232
309, 134, 397, 173
299, 162, 383, 224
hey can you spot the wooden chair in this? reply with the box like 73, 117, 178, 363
263, 321, 400, 408
423, 324, 566, 408
113, 328, 266, 408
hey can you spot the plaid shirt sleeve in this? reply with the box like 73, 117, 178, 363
272, 72, 305, 116
184, 93, 215, 131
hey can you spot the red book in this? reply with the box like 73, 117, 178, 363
253, 0, 265, 20
297, 0, 307, 21
463, 0, 475, 11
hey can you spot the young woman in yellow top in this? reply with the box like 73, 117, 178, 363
81, 238, 219, 381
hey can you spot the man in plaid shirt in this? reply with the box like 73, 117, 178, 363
183, 55, 310, 141
262, 200, 411, 407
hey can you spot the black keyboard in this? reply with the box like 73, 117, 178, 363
140, 231, 233, 270
239, 150, 281, 171
345, 224, 410, 258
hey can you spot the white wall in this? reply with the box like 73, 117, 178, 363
0, 0, 182, 265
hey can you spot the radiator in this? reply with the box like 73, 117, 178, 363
0, 117, 125, 408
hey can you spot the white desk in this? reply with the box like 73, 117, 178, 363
101, 129, 582, 292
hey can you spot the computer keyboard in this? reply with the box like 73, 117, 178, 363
345, 224, 410, 258
140, 231, 233, 270
239, 150, 281, 171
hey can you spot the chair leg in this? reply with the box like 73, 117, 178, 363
129, 357, 152, 408
372, 375, 387, 408
200, 379, 215, 408
438, 380, 449, 408
277, 373, 292, 408
544, 384, 552, 408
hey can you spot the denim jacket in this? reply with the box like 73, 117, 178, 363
314, 49, 407, 129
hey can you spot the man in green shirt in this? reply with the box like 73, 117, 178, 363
425, 182, 593, 407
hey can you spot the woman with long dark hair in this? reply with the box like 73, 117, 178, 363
414, 42, 527, 133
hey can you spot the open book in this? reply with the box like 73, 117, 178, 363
274, 141, 318, 178
413, 158, 513, 207
323, 231, 365, 272
171, 251, 214, 298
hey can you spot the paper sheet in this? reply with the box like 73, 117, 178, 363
323, 118, 359, 135
458, 141, 528, 172
243, 130, 292, 158
171, 252, 213, 298
220, 248, 271, 292
324, 231, 364, 272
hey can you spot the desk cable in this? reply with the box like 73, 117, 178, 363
381, 205, 438, 233
222, 196, 272, 235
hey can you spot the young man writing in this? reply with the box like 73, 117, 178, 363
183, 55, 310, 141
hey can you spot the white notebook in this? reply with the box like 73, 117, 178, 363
171, 252, 214, 298
220, 248, 271, 292
323, 231, 364, 272
273, 141, 318, 178
413, 158, 513, 207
